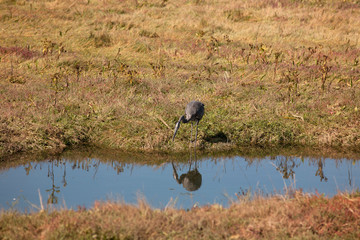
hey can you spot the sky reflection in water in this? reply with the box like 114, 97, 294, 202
0, 152, 359, 211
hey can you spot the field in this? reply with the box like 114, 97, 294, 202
1, 0, 360, 158
1, 1, 360, 238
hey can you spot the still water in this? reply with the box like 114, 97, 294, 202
0, 149, 359, 211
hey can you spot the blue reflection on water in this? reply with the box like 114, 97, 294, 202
0, 154, 359, 211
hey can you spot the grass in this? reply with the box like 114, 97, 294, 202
1, 0, 360, 158
1, 191, 359, 239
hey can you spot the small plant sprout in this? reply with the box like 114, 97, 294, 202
318, 54, 332, 91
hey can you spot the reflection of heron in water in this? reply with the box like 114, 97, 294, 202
172, 148, 202, 192
172, 161, 202, 191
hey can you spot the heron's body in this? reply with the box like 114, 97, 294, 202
172, 101, 205, 146
184, 101, 205, 123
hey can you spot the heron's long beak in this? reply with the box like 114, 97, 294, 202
172, 121, 181, 141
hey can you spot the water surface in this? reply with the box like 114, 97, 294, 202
1, 149, 359, 211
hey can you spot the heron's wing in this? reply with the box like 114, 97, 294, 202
185, 101, 205, 121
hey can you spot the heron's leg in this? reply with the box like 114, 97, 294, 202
188, 158, 192, 171
189, 142, 192, 164
190, 122, 193, 143
194, 120, 199, 148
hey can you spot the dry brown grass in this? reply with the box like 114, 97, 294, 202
1, 192, 359, 239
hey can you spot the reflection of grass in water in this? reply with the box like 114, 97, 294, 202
4, 189, 66, 213
1, 0, 360, 158
6, 195, 22, 210
23, 189, 68, 213
2, 145, 360, 170
269, 161, 297, 195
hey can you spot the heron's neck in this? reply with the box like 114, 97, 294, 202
180, 115, 188, 124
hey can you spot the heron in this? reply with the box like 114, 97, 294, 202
172, 101, 205, 146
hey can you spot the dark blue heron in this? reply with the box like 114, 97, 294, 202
172, 101, 205, 146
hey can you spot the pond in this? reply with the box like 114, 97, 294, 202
0, 148, 359, 211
